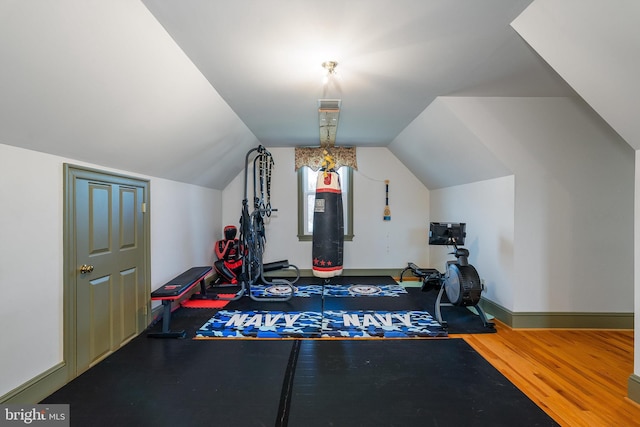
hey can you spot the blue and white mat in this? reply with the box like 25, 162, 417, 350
196, 309, 446, 339
321, 310, 444, 338
197, 310, 323, 338
323, 284, 407, 297
250, 284, 323, 298
248, 284, 407, 298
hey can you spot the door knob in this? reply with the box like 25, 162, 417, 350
80, 264, 94, 274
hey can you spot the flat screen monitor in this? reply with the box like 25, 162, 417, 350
429, 222, 466, 246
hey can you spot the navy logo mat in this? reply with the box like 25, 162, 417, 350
324, 284, 407, 297
196, 309, 446, 339
250, 284, 322, 298
322, 310, 445, 338
249, 284, 407, 298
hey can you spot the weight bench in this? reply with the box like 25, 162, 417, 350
148, 266, 213, 338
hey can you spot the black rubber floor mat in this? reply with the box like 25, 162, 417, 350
287, 339, 558, 427
42, 338, 294, 427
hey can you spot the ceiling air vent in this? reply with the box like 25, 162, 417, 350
318, 99, 341, 110
318, 99, 341, 146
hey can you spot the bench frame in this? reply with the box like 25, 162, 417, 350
148, 266, 213, 338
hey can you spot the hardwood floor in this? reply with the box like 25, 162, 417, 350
458, 321, 640, 427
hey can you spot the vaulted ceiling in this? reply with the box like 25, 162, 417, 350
0, 1, 634, 190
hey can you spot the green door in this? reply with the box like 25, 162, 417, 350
72, 171, 148, 374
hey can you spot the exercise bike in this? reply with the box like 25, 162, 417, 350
400, 222, 494, 329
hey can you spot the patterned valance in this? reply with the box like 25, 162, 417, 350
294, 146, 358, 171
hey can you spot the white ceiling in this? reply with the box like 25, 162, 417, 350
0, 0, 575, 189
143, 0, 573, 148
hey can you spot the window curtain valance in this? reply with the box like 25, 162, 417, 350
294, 146, 358, 171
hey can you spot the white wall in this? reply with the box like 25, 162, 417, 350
429, 176, 515, 309
0, 144, 66, 398
149, 178, 221, 290
443, 97, 634, 313
635, 151, 640, 374
511, 0, 640, 388
0, 143, 221, 398
222, 146, 430, 272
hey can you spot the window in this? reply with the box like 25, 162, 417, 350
297, 166, 353, 241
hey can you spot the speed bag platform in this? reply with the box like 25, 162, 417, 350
312, 170, 344, 278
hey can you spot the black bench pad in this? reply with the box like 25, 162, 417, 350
151, 266, 212, 299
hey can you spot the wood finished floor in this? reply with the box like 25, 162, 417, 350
457, 321, 640, 427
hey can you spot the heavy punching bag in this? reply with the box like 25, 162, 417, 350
312, 168, 344, 278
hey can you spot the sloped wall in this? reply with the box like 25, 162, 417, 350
512, 0, 640, 149
388, 98, 513, 189
443, 96, 634, 313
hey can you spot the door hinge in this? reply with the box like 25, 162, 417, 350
141, 202, 147, 213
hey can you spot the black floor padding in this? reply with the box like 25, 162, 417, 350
42, 337, 558, 427
42, 337, 295, 427
408, 286, 496, 334
287, 339, 558, 427
41, 277, 546, 426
